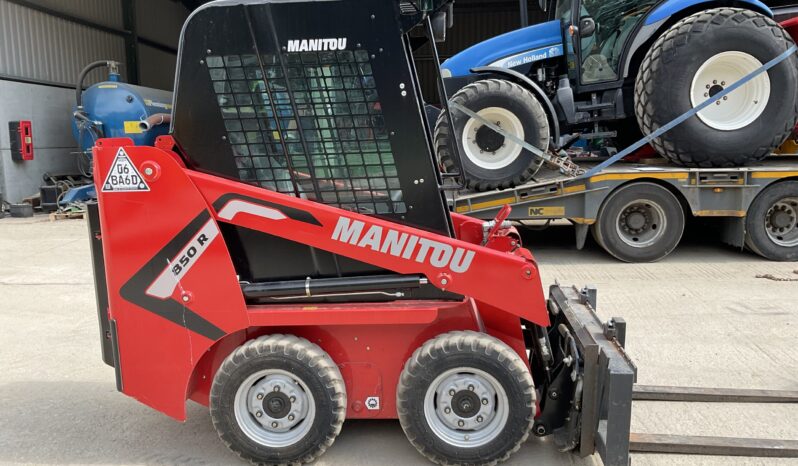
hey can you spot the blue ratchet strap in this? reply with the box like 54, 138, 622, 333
579, 44, 798, 179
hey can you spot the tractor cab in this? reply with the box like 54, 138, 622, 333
547, 0, 659, 87
442, 0, 664, 93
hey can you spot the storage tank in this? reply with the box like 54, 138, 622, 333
72, 61, 173, 154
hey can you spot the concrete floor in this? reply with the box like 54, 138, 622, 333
0, 216, 796, 466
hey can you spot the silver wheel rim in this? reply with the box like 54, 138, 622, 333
690, 51, 770, 131
234, 369, 315, 447
765, 196, 798, 247
461, 107, 524, 170
423, 367, 509, 448
615, 200, 667, 248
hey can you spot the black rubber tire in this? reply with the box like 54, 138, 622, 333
591, 182, 685, 262
210, 334, 346, 465
435, 79, 549, 191
634, 8, 798, 167
744, 180, 798, 261
396, 331, 535, 466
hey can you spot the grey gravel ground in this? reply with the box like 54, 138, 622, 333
0, 216, 796, 466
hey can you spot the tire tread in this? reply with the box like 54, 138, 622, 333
634, 8, 798, 167
210, 334, 346, 466
435, 79, 549, 191
396, 330, 535, 466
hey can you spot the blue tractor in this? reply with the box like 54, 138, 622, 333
436, 0, 798, 190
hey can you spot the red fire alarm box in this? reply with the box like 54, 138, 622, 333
9, 121, 34, 161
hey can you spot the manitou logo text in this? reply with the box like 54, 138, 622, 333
287, 38, 347, 52
331, 217, 475, 273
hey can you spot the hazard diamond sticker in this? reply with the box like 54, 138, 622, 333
102, 148, 149, 192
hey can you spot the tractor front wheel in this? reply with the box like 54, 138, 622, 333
435, 79, 550, 191
635, 8, 798, 167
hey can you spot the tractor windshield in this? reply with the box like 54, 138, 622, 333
578, 0, 657, 84
554, 0, 572, 22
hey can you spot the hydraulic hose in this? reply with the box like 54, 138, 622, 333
75, 60, 118, 108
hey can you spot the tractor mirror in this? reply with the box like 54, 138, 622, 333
579, 16, 596, 37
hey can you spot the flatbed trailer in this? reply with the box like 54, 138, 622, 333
452, 157, 798, 262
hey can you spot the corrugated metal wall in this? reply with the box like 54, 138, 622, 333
415, 0, 548, 104
0, 0, 189, 89
0, 0, 126, 86
24, 0, 123, 28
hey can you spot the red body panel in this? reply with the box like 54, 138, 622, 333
92, 137, 547, 421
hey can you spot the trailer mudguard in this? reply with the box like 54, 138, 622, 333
92, 137, 549, 420
441, 20, 564, 77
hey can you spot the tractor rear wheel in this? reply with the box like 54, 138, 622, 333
210, 334, 346, 465
397, 330, 535, 465
435, 79, 549, 191
635, 8, 798, 167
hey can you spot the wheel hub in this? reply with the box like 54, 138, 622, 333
623, 210, 648, 232
615, 201, 667, 248
451, 390, 481, 418
263, 391, 291, 419
461, 107, 525, 170
235, 370, 314, 446
690, 51, 770, 131
765, 197, 798, 246
474, 124, 505, 153
424, 367, 509, 448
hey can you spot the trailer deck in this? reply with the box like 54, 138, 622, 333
452, 157, 798, 261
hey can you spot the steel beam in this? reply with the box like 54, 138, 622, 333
633, 385, 798, 403
630, 433, 798, 458
121, 0, 140, 85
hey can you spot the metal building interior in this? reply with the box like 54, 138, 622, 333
0, 0, 534, 205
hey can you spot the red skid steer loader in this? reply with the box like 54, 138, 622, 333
86, 0, 635, 464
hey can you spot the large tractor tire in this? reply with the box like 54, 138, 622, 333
635, 8, 798, 167
435, 79, 549, 191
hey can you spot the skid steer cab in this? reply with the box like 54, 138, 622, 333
438, 0, 798, 191
87, 0, 635, 465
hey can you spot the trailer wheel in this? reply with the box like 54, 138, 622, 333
435, 79, 549, 191
397, 331, 535, 465
635, 8, 798, 167
745, 181, 798, 261
210, 334, 346, 465
592, 182, 684, 262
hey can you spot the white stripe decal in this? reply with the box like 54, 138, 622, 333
218, 200, 288, 221
145, 220, 220, 299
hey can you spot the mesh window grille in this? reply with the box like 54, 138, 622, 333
206, 50, 406, 215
